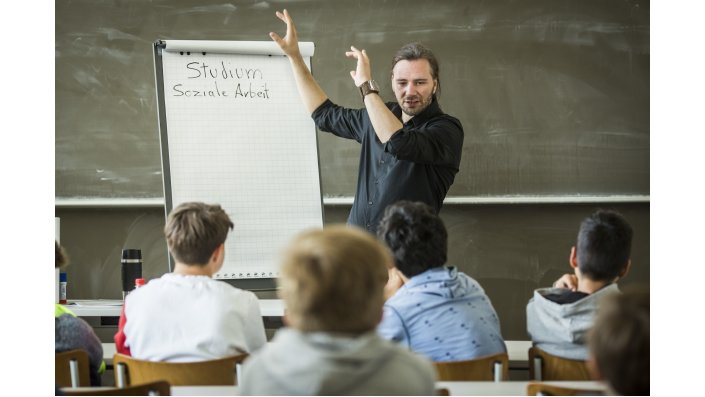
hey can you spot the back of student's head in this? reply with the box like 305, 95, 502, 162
588, 286, 649, 395
56, 241, 68, 269
278, 225, 392, 334
164, 202, 233, 266
377, 201, 447, 278
576, 210, 633, 281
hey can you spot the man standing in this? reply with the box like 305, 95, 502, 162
270, 10, 464, 233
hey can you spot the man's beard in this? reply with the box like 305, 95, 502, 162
400, 94, 433, 117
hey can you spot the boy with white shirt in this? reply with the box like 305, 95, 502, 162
114, 202, 266, 361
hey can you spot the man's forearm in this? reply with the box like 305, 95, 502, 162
288, 55, 328, 114
364, 93, 403, 143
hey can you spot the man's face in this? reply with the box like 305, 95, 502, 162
392, 59, 437, 119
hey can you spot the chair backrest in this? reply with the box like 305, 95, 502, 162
113, 353, 248, 386
433, 352, 509, 381
61, 380, 171, 396
528, 347, 591, 381
435, 387, 451, 396
526, 382, 604, 396
56, 350, 91, 388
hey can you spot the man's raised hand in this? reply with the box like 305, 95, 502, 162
269, 9, 300, 58
345, 46, 372, 87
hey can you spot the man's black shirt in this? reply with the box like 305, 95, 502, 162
311, 96, 464, 233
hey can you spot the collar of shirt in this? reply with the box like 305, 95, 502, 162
390, 96, 443, 128
404, 265, 457, 289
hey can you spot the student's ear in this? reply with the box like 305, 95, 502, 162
210, 243, 225, 264
617, 259, 632, 280
569, 246, 579, 269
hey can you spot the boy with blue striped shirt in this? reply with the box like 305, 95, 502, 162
377, 201, 506, 361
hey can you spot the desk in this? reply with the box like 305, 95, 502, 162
102, 343, 116, 365
65, 299, 285, 317
436, 381, 604, 396
168, 381, 605, 396
505, 340, 531, 362
101, 342, 532, 366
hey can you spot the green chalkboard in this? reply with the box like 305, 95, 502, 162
56, 0, 649, 199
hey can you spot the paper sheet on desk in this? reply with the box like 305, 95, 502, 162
69, 300, 123, 306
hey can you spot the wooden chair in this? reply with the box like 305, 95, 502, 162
433, 352, 509, 381
113, 353, 248, 387
528, 347, 591, 381
526, 382, 604, 396
56, 350, 91, 388
61, 380, 171, 396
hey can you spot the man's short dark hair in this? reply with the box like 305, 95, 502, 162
576, 210, 633, 281
391, 43, 441, 97
377, 201, 447, 278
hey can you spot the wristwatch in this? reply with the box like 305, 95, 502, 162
359, 80, 380, 99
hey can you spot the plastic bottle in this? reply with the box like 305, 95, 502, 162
59, 272, 68, 304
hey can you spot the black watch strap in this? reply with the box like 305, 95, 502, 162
359, 80, 380, 99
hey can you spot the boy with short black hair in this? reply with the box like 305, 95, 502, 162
376, 201, 506, 361
114, 202, 266, 361
526, 209, 633, 360
240, 225, 436, 395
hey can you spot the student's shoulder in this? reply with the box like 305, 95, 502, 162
55, 303, 76, 317
217, 282, 258, 300
455, 270, 487, 289
384, 287, 420, 313
527, 287, 562, 310
56, 313, 95, 337
531, 286, 568, 299
124, 278, 161, 300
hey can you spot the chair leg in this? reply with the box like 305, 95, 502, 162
69, 359, 80, 388
236, 362, 243, 386
493, 362, 502, 382
116, 363, 127, 388
533, 357, 542, 381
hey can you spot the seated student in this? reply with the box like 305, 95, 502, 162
376, 201, 506, 361
526, 209, 633, 360
114, 202, 266, 361
55, 241, 105, 386
240, 226, 436, 396
587, 286, 649, 396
